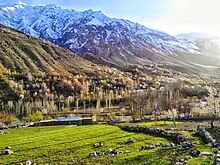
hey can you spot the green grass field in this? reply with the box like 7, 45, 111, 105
0, 124, 214, 164
133, 121, 183, 127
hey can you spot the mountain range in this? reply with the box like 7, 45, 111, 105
0, 3, 220, 75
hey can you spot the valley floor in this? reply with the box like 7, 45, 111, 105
0, 123, 215, 164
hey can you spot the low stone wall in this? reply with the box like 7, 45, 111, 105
119, 125, 192, 149
197, 126, 219, 165
197, 126, 218, 147
119, 125, 199, 165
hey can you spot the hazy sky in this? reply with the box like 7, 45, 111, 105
0, 0, 220, 36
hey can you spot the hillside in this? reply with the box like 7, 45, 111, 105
0, 25, 135, 105
0, 24, 100, 76
0, 78, 18, 102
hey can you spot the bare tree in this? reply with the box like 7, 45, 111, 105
163, 83, 183, 127
128, 91, 141, 122
149, 87, 163, 123
206, 86, 220, 129
128, 90, 150, 122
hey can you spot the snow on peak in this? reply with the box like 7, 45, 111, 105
88, 17, 104, 26
83, 9, 93, 14
18, 1, 26, 5
82, 9, 112, 26
2, 4, 25, 11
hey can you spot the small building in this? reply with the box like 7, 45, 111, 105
58, 116, 82, 122
31, 116, 92, 127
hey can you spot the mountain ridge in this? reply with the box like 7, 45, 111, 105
0, 3, 220, 75
176, 32, 220, 58
0, 3, 200, 53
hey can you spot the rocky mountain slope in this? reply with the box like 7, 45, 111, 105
0, 3, 220, 74
176, 32, 220, 58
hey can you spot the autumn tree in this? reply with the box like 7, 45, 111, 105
128, 89, 151, 122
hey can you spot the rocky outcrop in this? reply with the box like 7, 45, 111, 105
125, 138, 134, 144
87, 149, 125, 158
5, 149, 13, 155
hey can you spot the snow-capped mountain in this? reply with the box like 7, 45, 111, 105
1, 3, 219, 73
176, 32, 218, 40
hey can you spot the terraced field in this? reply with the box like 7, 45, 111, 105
0, 124, 214, 164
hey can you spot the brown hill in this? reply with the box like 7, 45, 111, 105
0, 25, 100, 76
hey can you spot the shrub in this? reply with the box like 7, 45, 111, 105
23, 110, 43, 122
43, 115, 52, 120
0, 112, 18, 125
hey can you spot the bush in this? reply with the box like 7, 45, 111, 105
0, 112, 18, 125
23, 111, 43, 122
43, 115, 52, 120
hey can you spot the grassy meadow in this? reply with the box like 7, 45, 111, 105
0, 124, 214, 164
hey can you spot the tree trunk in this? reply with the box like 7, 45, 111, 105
171, 108, 176, 127
83, 100, 86, 114
76, 99, 79, 111
131, 101, 135, 122
211, 115, 216, 129
154, 109, 157, 125
96, 98, 100, 111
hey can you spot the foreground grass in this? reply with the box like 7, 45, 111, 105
0, 124, 215, 164
0, 125, 175, 164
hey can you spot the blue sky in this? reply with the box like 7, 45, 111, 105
1, 0, 220, 36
